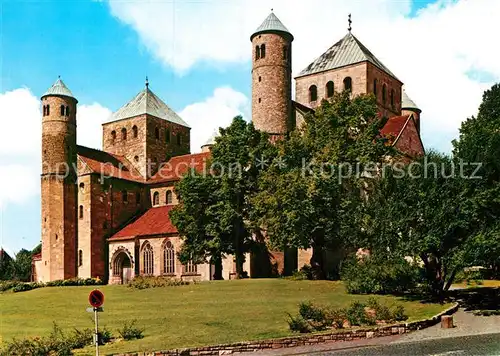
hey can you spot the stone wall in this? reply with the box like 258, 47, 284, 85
366, 62, 402, 118
394, 116, 424, 157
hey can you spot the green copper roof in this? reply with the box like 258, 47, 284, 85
42, 78, 77, 101
251, 12, 293, 41
109, 86, 190, 128
402, 90, 420, 111
297, 32, 399, 81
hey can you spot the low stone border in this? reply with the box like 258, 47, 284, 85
112, 303, 459, 356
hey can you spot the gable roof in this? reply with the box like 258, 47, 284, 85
149, 152, 211, 183
42, 78, 77, 102
251, 12, 293, 41
77, 145, 144, 182
297, 32, 399, 81
108, 86, 190, 128
109, 206, 178, 241
381, 115, 425, 155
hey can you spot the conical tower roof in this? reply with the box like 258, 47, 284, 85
42, 77, 77, 102
402, 90, 420, 111
109, 83, 190, 128
251, 12, 293, 41
201, 130, 218, 149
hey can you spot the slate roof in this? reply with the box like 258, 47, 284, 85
108, 87, 190, 128
149, 152, 211, 183
201, 131, 218, 148
402, 90, 421, 111
108, 206, 178, 241
42, 78, 77, 101
77, 145, 145, 182
251, 12, 293, 41
297, 32, 399, 81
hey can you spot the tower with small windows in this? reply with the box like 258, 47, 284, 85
40, 77, 78, 281
251, 12, 294, 140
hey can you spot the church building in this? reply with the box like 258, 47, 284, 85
33, 12, 423, 284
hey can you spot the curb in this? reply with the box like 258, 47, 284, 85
111, 303, 459, 356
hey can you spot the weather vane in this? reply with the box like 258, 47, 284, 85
348, 13, 352, 32
145, 76, 149, 88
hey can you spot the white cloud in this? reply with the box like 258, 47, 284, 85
77, 103, 112, 150
179, 87, 250, 153
107, 0, 500, 152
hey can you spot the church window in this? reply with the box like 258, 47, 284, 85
153, 191, 160, 206
65, 106, 70, 116
373, 79, 378, 97
166, 190, 173, 205
382, 84, 387, 104
391, 89, 395, 108
46, 105, 50, 115
165, 129, 171, 143
155, 127, 160, 140
343, 77, 352, 92
121, 128, 127, 140
177, 133, 182, 146
122, 190, 128, 203
326, 81, 334, 98
60, 105, 65, 116
184, 260, 197, 274
132, 125, 138, 138
255, 45, 261, 60
142, 242, 154, 275
260, 44, 266, 58
163, 241, 175, 274
79, 205, 84, 219
111, 130, 116, 142
78, 250, 83, 267
309, 85, 318, 102
136, 191, 141, 204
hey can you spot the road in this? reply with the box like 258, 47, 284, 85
313, 333, 500, 356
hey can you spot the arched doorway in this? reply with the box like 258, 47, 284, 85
112, 251, 132, 284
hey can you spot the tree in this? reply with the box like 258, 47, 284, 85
0, 249, 13, 280
11, 249, 33, 282
362, 152, 479, 299
253, 92, 392, 278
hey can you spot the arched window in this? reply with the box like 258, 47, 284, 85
309, 85, 318, 102
121, 128, 127, 140
136, 191, 141, 204
255, 45, 261, 60
78, 250, 83, 267
79, 182, 85, 192
165, 129, 170, 143
46, 105, 50, 115
373, 79, 378, 97
163, 241, 175, 274
132, 125, 138, 138
153, 191, 160, 206
177, 133, 182, 146
142, 242, 154, 275
166, 190, 173, 205
326, 81, 334, 98
155, 127, 160, 139
111, 130, 116, 142
122, 190, 128, 203
79, 205, 84, 219
391, 89, 395, 108
43, 105, 46, 116
60, 105, 65, 116
260, 44, 266, 58
343, 77, 352, 92
382, 84, 387, 104
283, 46, 288, 60
65, 106, 70, 116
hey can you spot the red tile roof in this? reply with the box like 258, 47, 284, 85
77, 145, 144, 183
149, 152, 211, 183
109, 206, 178, 241
380, 115, 410, 140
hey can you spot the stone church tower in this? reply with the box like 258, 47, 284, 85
251, 12, 294, 140
40, 78, 78, 281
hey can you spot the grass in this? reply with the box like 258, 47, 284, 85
451, 280, 500, 289
0, 279, 452, 354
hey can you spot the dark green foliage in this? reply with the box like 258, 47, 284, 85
290, 265, 313, 280
286, 313, 311, 333
340, 255, 420, 295
10, 249, 33, 282
298, 301, 326, 323
346, 301, 371, 326
117, 320, 145, 340
127, 276, 192, 289
391, 305, 408, 321
0, 249, 13, 281
0, 278, 103, 293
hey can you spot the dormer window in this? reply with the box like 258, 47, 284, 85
260, 44, 266, 58
343, 77, 352, 93
309, 85, 318, 102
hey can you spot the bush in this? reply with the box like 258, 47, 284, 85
286, 313, 311, 333
0, 278, 103, 293
128, 276, 191, 289
391, 305, 408, 321
341, 255, 420, 295
325, 307, 346, 329
117, 320, 145, 340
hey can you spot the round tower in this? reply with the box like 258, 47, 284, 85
40, 77, 78, 282
251, 12, 294, 140
402, 89, 422, 133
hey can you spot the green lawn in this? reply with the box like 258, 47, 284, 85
0, 279, 451, 354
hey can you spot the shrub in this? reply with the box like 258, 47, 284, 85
367, 297, 391, 321
391, 305, 408, 321
341, 255, 420, 295
325, 307, 346, 329
117, 320, 145, 340
128, 276, 191, 289
99, 327, 113, 345
286, 313, 311, 333
346, 301, 370, 326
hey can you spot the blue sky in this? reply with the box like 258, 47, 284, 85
0, 0, 498, 255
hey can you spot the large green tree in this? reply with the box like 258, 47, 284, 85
0, 249, 13, 280
11, 249, 33, 282
253, 92, 392, 278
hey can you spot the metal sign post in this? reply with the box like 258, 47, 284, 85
88, 290, 105, 356
94, 307, 99, 356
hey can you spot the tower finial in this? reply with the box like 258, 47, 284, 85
271, 8, 273, 12
348, 13, 352, 32
145, 76, 149, 88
